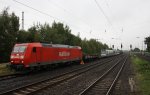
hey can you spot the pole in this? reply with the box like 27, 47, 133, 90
22, 11, 24, 30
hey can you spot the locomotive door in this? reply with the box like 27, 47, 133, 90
32, 47, 41, 64
36, 47, 41, 63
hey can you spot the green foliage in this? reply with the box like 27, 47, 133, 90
145, 36, 150, 52
17, 30, 29, 43
0, 8, 109, 62
0, 8, 19, 62
0, 63, 15, 76
81, 38, 108, 55
133, 48, 140, 52
25, 22, 82, 45
131, 55, 150, 95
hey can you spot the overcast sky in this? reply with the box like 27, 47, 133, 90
1, 0, 150, 50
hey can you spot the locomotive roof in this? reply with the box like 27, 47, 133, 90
15, 43, 81, 49
41, 43, 81, 49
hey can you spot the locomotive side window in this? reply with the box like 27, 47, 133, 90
32, 47, 36, 53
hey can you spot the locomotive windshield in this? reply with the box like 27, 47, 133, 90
13, 46, 27, 53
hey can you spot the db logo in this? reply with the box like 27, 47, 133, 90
59, 52, 70, 56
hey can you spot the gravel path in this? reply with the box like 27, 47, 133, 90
35, 55, 123, 95
112, 53, 139, 95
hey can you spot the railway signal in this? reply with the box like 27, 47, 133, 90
130, 44, 132, 50
121, 43, 123, 49
112, 45, 114, 49
130, 44, 132, 48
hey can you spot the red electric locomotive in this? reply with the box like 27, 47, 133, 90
10, 43, 82, 69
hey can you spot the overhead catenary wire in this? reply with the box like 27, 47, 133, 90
13, 0, 101, 40
105, 0, 110, 8
13, 0, 60, 21
94, 0, 122, 46
12, 0, 109, 41
12, 0, 89, 34
94, 0, 113, 26
94, 0, 118, 34
46, 0, 93, 35
33, 0, 94, 31
104, 0, 122, 34
13, 0, 85, 31
25, 0, 93, 33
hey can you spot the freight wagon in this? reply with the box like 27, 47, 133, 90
100, 49, 121, 57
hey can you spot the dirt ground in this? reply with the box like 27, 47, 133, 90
112, 54, 140, 95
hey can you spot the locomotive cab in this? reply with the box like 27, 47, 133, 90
10, 43, 42, 69
10, 44, 28, 69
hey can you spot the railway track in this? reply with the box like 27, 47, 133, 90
0, 55, 121, 95
0, 73, 25, 81
0, 54, 119, 81
79, 55, 127, 95
0, 55, 115, 83
0, 70, 38, 82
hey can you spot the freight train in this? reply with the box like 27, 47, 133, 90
10, 43, 121, 70
10, 43, 83, 70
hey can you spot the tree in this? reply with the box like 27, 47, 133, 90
17, 30, 29, 43
0, 8, 110, 62
145, 36, 150, 52
27, 26, 41, 42
81, 38, 108, 55
0, 8, 19, 62
133, 48, 140, 52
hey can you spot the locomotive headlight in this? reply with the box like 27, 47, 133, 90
11, 55, 14, 59
20, 55, 24, 59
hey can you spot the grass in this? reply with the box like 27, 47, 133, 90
0, 63, 15, 76
131, 55, 150, 95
